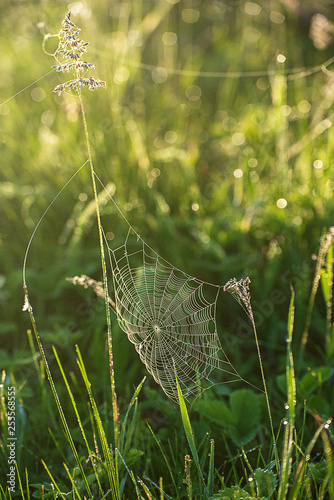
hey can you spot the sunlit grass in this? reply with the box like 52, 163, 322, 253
1, 0, 334, 497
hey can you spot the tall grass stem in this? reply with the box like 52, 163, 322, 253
277, 288, 296, 500
78, 94, 120, 450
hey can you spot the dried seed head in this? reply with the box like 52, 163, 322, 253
53, 77, 106, 95
51, 11, 106, 96
223, 277, 253, 319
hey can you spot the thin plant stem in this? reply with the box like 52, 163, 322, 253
278, 288, 296, 500
324, 244, 334, 359
21, 11, 120, 497
300, 227, 334, 361
250, 315, 279, 470
78, 92, 120, 450
300, 232, 325, 354
53, 346, 104, 496
22, 290, 93, 498
223, 278, 279, 471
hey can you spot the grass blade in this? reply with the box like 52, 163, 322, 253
41, 459, 67, 500
147, 423, 178, 497
22, 299, 93, 498
119, 376, 146, 454
52, 346, 104, 496
288, 418, 333, 500
278, 286, 296, 500
174, 363, 208, 497
300, 228, 333, 358
76, 345, 120, 499
142, 475, 174, 500
116, 448, 143, 499
207, 439, 215, 496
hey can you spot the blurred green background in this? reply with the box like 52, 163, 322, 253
1, 0, 334, 488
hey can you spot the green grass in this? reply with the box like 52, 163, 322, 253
1, 0, 334, 497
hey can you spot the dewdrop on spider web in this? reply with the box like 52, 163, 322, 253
49, 11, 106, 96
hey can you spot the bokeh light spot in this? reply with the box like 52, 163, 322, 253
270, 11, 285, 24
185, 85, 202, 101
151, 67, 168, 83
162, 32, 177, 46
248, 157, 258, 168
31, 87, 46, 102
79, 193, 88, 202
182, 9, 200, 23
165, 130, 177, 144
243, 27, 261, 43
298, 100, 311, 113
244, 2, 261, 15
232, 132, 245, 146
114, 67, 130, 84
280, 105, 291, 117
326, 180, 334, 191
234, 169, 243, 178
277, 198, 287, 208
106, 232, 115, 241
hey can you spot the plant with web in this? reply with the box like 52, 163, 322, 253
69, 223, 253, 404
28, 11, 263, 407
69, 192, 263, 405
106, 228, 250, 403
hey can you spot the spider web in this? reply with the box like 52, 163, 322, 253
105, 226, 244, 403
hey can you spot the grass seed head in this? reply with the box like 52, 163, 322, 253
51, 11, 105, 95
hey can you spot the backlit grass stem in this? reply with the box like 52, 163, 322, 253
277, 288, 296, 500
48, 8, 120, 455
78, 92, 120, 450
22, 297, 93, 497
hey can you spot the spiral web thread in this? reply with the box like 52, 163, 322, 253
105, 226, 244, 403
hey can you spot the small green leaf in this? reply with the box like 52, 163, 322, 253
307, 394, 331, 419
210, 485, 266, 499
300, 366, 334, 397
124, 448, 145, 467
194, 390, 262, 447
306, 460, 328, 484
253, 468, 277, 497
229, 390, 261, 447
193, 399, 234, 428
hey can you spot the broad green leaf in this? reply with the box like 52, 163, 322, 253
230, 390, 261, 428
307, 394, 331, 419
229, 390, 261, 447
194, 390, 262, 447
253, 468, 277, 498
193, 399, 234, 427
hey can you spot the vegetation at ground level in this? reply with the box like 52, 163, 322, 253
1, 1, 334, 497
